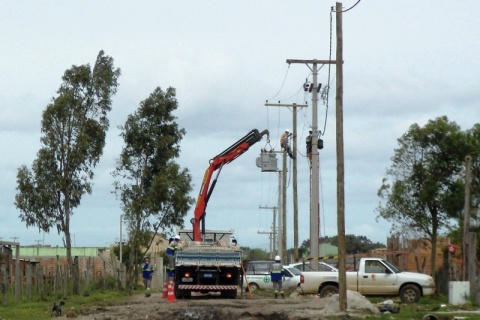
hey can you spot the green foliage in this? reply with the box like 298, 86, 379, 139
112, 86, 194, 285
376, 116, 469, 277
300, 234, 385, 256
15, 51, 121, 265
240, 247, 270, 260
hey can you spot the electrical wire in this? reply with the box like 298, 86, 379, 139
266, 64, 291, 102
341, 0, 362, 13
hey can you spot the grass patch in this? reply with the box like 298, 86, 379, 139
0, 290, 133, 320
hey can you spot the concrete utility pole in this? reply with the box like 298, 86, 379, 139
265, 102, 306, 261
277, 171, 283, 260
284, 62, 335, 269
335, 1, 347, 312
259, 205, 278, 258
282, 151, 287, 261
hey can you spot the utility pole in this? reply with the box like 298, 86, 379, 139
463, 155, 472, 282
259, 205, 278, 258
265, 102, 306, 261
285, 61, 335, 269
282, 150, 287, 261
277, 170, 283, 261
10, 236, 19, 243
335, 1, 347, 312
257, 231, 274, 258
120, 214, 125, 264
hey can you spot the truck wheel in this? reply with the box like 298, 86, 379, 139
319, 285, 339, 298
248, 283, 260, 292
399, 284, 421, 303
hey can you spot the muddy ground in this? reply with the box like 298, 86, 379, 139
69, 291, 379, 320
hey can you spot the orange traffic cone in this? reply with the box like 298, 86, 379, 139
162, 280, 168, 298
167, 277, 176, 303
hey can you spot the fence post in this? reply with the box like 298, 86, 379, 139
1, 263, 7, 305
37, 265, 44, 301
63, 265, 68, 298
14, 244, 20, 303
54, 255, 60, 297
73, 256, 79, 295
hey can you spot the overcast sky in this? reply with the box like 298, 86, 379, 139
1, 1, 479, 252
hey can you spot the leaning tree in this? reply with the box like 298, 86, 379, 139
15, 50, 121, 268
377, 116, 468, 278
112, 86, 194, 287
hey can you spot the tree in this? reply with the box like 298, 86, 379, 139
240, 247, 270, 261
112, 86, 194, 287
376, 116, 467, 278
15, 51, 120, 269
300, 235, 385, 257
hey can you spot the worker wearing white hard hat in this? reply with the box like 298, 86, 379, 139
270, 255, 285, 298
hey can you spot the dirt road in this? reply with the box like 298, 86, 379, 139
71, 291, 377, 320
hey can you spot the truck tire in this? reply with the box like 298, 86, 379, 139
399, 284, 421, 303
319, 285, 339, 298
248, 283, 260, 292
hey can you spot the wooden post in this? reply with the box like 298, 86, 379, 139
1, 263, 7, 305
54, 255, 59, 297
467, 232, 477, 301
37, 265, 44, 301
63, 265, 68, 298
73, 256, 79, 295
463, 155, 472, 281
26, 262, 32, 302
14, 244, 21, 303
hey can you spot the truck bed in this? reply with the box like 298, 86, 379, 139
176, 243, 242, 267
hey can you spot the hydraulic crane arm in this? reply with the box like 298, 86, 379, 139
191, 129, 269, 241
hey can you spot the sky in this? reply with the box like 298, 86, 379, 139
1, 1, 479, 252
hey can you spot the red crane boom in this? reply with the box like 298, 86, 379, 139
191, 129, 269, 241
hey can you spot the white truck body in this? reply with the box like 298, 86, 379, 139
297, 257, 435, 303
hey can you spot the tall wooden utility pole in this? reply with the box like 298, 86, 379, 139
463, 155, 472, 281
335, 1, 347, 312
265, 102, 306, 261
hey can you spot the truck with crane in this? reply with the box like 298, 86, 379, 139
173, 129, 269, 299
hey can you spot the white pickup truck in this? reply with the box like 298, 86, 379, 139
297, 257, 435, 303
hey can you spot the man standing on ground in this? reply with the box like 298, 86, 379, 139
142, 256, 154, 297
270, 255, 285, 298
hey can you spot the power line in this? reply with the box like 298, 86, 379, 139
266, 64, 291, 101
341, 0, 362, 13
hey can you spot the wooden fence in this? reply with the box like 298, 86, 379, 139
0, 252, 164, 305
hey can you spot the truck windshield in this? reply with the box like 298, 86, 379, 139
382, 260, 401, 273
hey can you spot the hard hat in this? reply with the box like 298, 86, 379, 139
174, 235, 181, 241
285, 129, 290, 133
274, 255, 281, 261
309, 127, 312, 132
